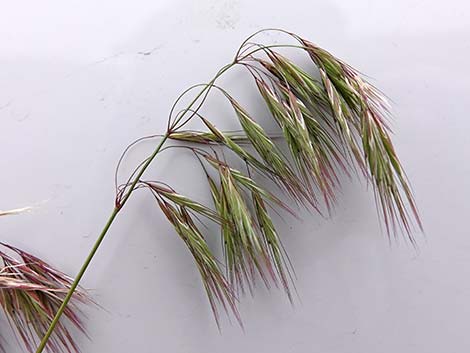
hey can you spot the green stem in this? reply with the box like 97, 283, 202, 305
35, 135, 168, 353
35, 61, 238, 353
36, 207, 119, 352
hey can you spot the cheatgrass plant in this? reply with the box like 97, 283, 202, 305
30, 28, 421, 352
0, 240, 90, 353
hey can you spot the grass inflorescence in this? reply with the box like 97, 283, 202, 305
0, 243, 90, 353
34, 28, 422, 352
161, 29, 422, 323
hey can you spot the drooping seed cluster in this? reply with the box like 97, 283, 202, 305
0, 243, 90, 353
129, 30, 422, 326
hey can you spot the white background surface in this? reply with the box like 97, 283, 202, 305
1, 1, 469, 352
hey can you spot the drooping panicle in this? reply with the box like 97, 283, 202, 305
0, 243, 91, 353
137, 29, 422, 329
